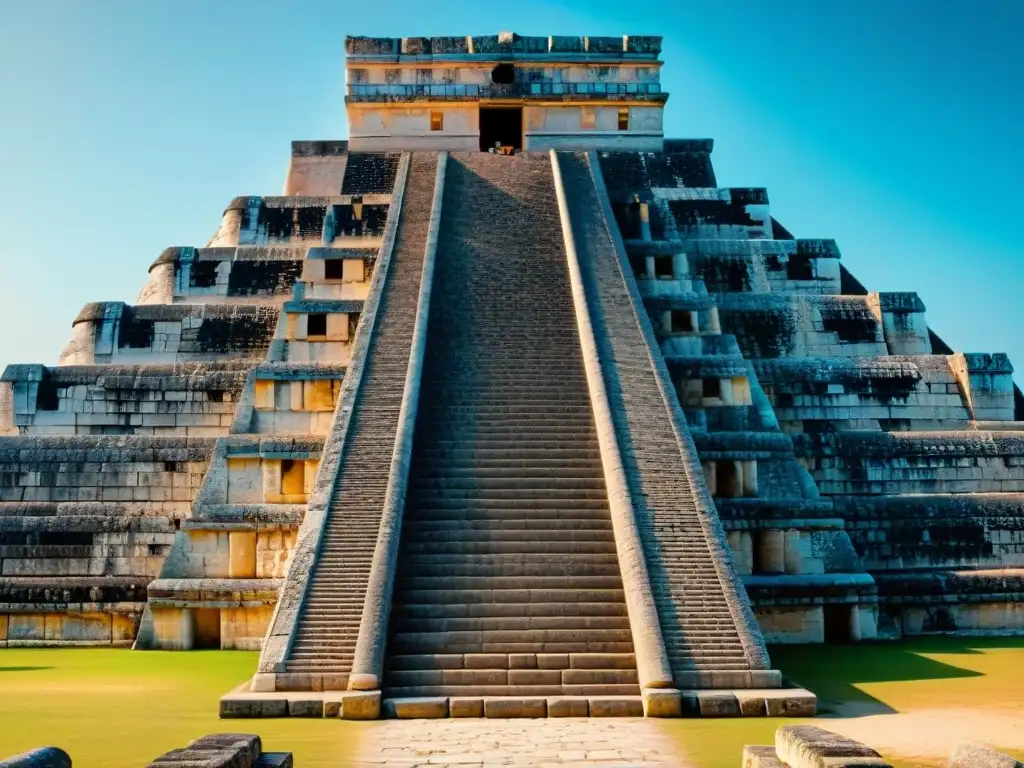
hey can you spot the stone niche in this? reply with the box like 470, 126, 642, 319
702, 459, 758, 498
282, 302, 363, 364
225, 456, 319, 504
250, 371, 343, 436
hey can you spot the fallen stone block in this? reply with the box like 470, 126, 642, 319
547, 697, 589, 717
383, 697, 449, 719
743, 745, 785, 768
949, 742, 1023, 768
253, 754, 293, 768
188, 734, 261, 761
776, 725, 891, 768
765, 690, 816, 718
147, 733, 262, 768
483, 697, 546, 718
642, 688, 682, 718
0, 747, 73, 768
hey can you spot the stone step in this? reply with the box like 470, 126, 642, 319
384, 667, 639, 688
396, 602, 628, 620
397, 588, 627, 605
381, 684, 641, 697
391, 627, 634, 647
383, 154, 638, 682
284, 152, 440, 673
386, 652, 638, 671
392, 616, 631, 633
397, 559, 622, 578
401, 540, 618, 555
407, 519, 613, 533
395, 575, 626, 591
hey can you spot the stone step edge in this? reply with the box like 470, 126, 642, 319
220, 683, 816, 719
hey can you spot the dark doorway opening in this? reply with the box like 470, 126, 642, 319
480, 107, 522, 152
823, 604, 854, 643
491, 64, 516, 84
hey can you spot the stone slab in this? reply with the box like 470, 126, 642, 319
949, 742, 1023, 768
547, 697, 590, 717
743, 745, 786, 768
0, 747, 72, 768
340, 690, 381, 720
449, 697, 484, 718
642, 688, 682, 717
589, 697, 644, 717
286, 699, 324, 718
483, 697, 546, 718
383, 697, 449, 719
776, 725, 891, 768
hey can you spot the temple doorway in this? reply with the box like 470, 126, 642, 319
480, 107, 522, 152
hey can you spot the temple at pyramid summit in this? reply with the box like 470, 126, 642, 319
1, 32, 1022, 720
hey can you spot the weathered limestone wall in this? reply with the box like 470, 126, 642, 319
0, 436, 213, 507
344, 33, 667, 152
59, 303, 278, 366
639, 239, 842, 297
876, 569, 1024, 636
755, 356, 971, 433
635, 188, 772, 242
833, 494, 1024, 571
597, 146, 880, 645
285, 141, 349, 195
523, 105, 664, 152
146, 247, 307, 305
0, 436, 215, 646
1, 363, 251, 436
794, 431, 1024, 495
717, 294, 889, 359
245, 364, 345, 436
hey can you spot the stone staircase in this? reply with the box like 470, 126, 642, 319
555, 151, 764, 687
382, 153, 640, 698
283, 153, 438, 679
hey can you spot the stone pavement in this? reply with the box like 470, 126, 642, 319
354, 717, 686, 767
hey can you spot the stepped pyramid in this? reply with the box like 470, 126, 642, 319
2, 32, 1021, 720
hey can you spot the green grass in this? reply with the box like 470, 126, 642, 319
0, 649, 366, 768
0, 639, 1021, 768
661, 638, 1024, 768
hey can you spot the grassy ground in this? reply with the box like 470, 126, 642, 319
0, 649, 364, 768
662, 637, 1024, 768
0, 639, 1021, 768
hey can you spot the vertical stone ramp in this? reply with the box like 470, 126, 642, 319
554, 151, 775, 689
382, 152, 640, 698
255, 152, 439, 689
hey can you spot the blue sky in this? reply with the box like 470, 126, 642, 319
1, 1, 1022, 379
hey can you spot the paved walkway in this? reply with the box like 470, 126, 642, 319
354, 717, 686, 767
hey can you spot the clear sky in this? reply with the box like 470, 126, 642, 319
1, 1, 1022, 379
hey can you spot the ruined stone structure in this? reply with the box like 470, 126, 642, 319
2, 32, 1022, 718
